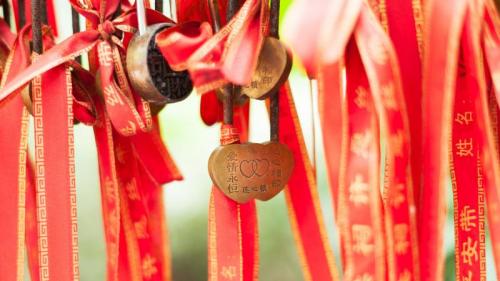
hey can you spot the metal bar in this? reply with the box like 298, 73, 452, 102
137, 0, 147, 35
2, 0, 11, 27
32, 0, 43, 54
269, 0, 280, 141
155, 0, 163, 13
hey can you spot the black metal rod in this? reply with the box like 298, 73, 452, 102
269, 0, 280, 141
208, 0, 221, 32
226, 0, 238, 22
31, 0, 43, 54
2, 0, 11, 27
72, 7, 81, 63
155, 0, 163, 13
18, 0, 26, 27
40, 0, 47, 24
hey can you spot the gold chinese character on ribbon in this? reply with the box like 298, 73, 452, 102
353, 273, 373, 281
398, 270, 411, 281
221, 265, 237, 280
121, 121, 137, 136
134, 216, 150, 239
351, 132, 372, 158
462, 270, 473, 281
455, 111, 473, 125
459, 205, 477, 232
349, 174, 369, 206
103, 85, 124, 106
368, 36, 388, 65
394, 224, 409, 255
388, 183, 405, 208
142, 254, 158, 279
455, 138, 474, 157
380, 82, 398, 110
352, 224, 374, 256
126, 178, 140, 201
354, 86, 369, 109
389, 131, 404, 157
461, 237, 478, 266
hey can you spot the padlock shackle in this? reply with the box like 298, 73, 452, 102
137, 0, 146, 35
208, 0, 221, 32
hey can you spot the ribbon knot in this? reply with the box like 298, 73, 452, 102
220, 124, 240, 145
98, 20, 116, 40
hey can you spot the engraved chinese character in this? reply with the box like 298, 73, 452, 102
459, 205, 477, 232
228, 184, 238, 194
455, 112, 473, 125
349, 174, 369, 206
221, 265, 237, 280
352, 224, 374, 256
394, 224, 409, 255
354, 87, 369, 109
351, 132, 372, 158
260, 185, 267, 192
226, 152, 237, 161
142, 254, 158, 279
455, 138, 474, 157
243, 187, 251, 193
272, 180, 281, 189
227, 175, 238, 183
461, 237, 478, 266
227, 162, 237, 173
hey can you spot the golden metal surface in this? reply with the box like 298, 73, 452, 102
126, 23, 171, 104
208, 141, 294, 203
240, 37, 292, 100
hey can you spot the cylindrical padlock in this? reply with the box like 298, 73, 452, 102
126, 0, 193, 105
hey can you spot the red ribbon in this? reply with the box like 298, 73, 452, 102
12, 0, 58, 35
383, 0, 424, 218
0, 24, 31, 281
208, 116, 258, 281
286, 1, 420, 280
420, 0, 500, 280
156, 0, 268, 94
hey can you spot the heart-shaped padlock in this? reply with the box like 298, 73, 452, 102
207, 0, 294, 204
217, 37, 292, 100
208, 141, 294, 203
126, 0, 193, 105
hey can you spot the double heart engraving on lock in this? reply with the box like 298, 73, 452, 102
240, 159, 270, 178
208, 142, 294, 203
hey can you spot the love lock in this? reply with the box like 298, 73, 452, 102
217, 37, 292, 100
126, 0, 192, 106
208, 141, 294, 203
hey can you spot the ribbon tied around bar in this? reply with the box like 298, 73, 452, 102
0, 0, 173, 136
156, 0, 268, 94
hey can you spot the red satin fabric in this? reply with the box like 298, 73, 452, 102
279, 84, 340, 281
421, 1, 500, 280
0, 25, 31, 281
156, 0, 268, 94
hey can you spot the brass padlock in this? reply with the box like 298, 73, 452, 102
126, 0, 192, 105
217, 37, 292, 100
